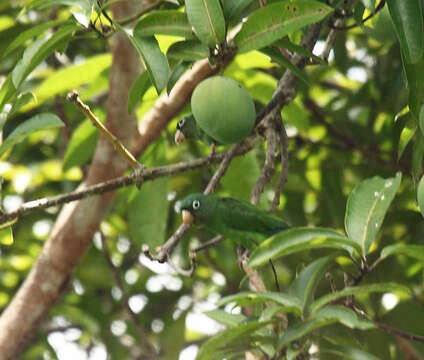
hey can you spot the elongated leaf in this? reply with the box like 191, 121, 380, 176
403, 55, 424, 118
397, 116, 416, 160
218, 291, 302, 315
260, 47, 309, 84
289, 256, 336, 315
222, 0, 256, 21
0, 113, 63, 157
345, 172, 402, 255
0, 74, 15, 112
234, 0, 333, 53
63, 119, 99, 171
320, 344, 380, 360
197, 320, 272, 360
124, 31, 169, 94
387, 0, 424, 64
166, 40, 209, 61
24, 0, 94, 12
419, 104, 424, 136
311, 283, 410, 313
12, 23, 79, 90
249, 227, 359, 268
128, 178, 169, 248
0, 227, 13, 245
314, 306, 374, 330
380, 244, 424, 262
418, 176, 424, 218
128, 71, 151, 114
185, 0, 226, 48
134, 10, 194, 38
205, 310, 247, 327
167, 61, 189, 95
3, 19, 65, 58
361, 0, 376, 12
413, 132, 424, 180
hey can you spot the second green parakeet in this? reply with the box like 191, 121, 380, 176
179, 193, 290, 248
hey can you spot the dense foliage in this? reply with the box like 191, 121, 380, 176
1, 0, 424, 359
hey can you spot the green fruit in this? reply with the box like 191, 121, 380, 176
191, 76, 256, 144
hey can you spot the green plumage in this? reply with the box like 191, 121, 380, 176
179, 193, 290, 248
176, 114, 219, 145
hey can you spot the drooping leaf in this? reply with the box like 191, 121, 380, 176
418, 176, 424, 218
397, 115, 416, 160
234, 0, 333, 53
197, 320, 272, 360
320, 344, 380, 360
313, 306, 374, 330
12, 23, 79, 90
412, 132, 424, 180
166, 40, 209, 61
222, 0, 256, 22
205, 310, 247, 327
289, 256, 336, 315
249, 227, 359, 268
0, 113, 64, 157
128, 71, 151, 114
121, 28, 169, 94
218, 292, 302, 316
403, 50, 424, 118
134, 10, 194, 38
167, 61, 189, 95
380, 244, 424, 263
387, 0, 424, 64
185, 0, 226, 48
63, 118, 99, 171
344, 172, 402, 255
311, 283, 410, 313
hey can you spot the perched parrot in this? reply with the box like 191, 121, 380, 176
179, 193, 290, 248
175, 114, 218, 146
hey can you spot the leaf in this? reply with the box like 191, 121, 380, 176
320, 344, 380, 360
128, 178, 169, 248
403, 55, 424, 118
259, 47, 309, 84
0, 113, 64, 157
205, 310, 247, 327
420, 104, 424, 137
12, 23, 79, 90
387, 0, 424, 64
197, 320, 272, 360
134, 10, 194, 38
3, 19, 65, 58
360, 0, 375, 12
121, 27, 169, 94
344, 172, 402, 256
185, 0, 226, 48
128, 71, 151, 114
23, 0, 94, 12
397, 116, 416, 160
234, 0, 333, 53
0, 92, 36, 130
218, 291, 303, 315
275, 38, 325, 64
222, 0, 256, 22
289, 256, 336, 315
167, 61, 189, 95
412, 132, 424, 180
0, 227, 13, 245
166, 40, 209, 61
313, 306, 375, 330
311, 283, 410, 313
380, 244, 424, 262
418, 175, 424, 218
0, 74, 16, 112
248, 227, 360, 268
63, 119, 99, 171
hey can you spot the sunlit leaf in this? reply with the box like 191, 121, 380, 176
0, 227, 13, 245
380, 244, 424, 262
166, 40, 209, 61
205, 310, 247, 327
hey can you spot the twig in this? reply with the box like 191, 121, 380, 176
100, 233, 157, 356
167, 251, 197, 277
321, 18, 342, 63
117, 0, 164, 26
67, 91, 142, 170
193, 235, 224, 253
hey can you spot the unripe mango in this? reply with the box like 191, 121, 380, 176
191, 76, 256, 144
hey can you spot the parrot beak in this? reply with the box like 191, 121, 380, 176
182, 210, 194, 226
174, 130, 186, 145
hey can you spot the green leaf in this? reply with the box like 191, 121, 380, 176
3, 19, 65, 58
380, 244, 424, 262
418, 176, 424, 218
23, 0, 94, 12
412, 132, 424, 180
0, 74, 16, 112
403, 55, 424, 118
320, 344, 380, 360
311, 283, 410, 313
344, 172, 402, 256
167, 61, 189, 95
0, 92, 36, 130
12, 23, 79, 90
249, 227, 359, 268
259, 47, 309, 84
121, 27, 169, 94
314, 306, 375, 330
419, 104, 424, 137
222, 0, 256, 21
289, 256, 336, 315
134, 10, 194, 38
218, 291, 303, 316
197, 320, 272, 360
275, 38, 325, 64
360, 0, 375, 12
234, 0, 333, 53
387, 0, 424, 64
128, 71, 151, 114
166, 40, 209, 61
63, 119, 99, 171
0, 113, 64, 157
205, 310, 247, 327
0, 227, 13, 245
185, 0, 226, 48
397, 116, 416, 160
128, 178, 169, 248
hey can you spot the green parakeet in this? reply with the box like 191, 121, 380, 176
175, 114, 219, 146
179, 193, 290, 248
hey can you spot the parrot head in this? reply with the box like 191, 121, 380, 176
179, 193, 216, 227
175, 114, 198, 144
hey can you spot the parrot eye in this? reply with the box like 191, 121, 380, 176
192, 200, 201, 210
178, 118, 185, 128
